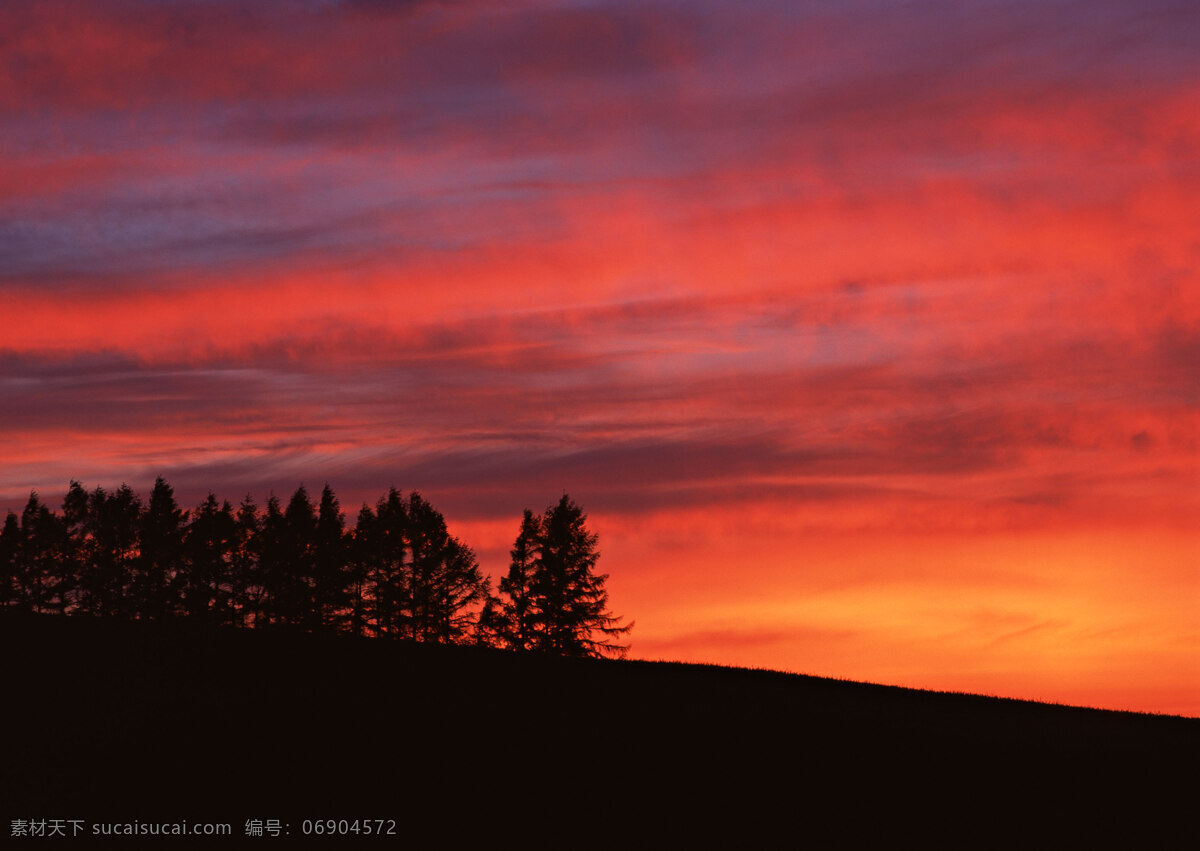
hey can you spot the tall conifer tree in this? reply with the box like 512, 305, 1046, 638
496, 495, 631, 658
136, 476, 187, 620
19, 493, 66, 614
280, 486, 318, 628
232, 496, 261, 628
0, 512, 21, 608
314, 484, 348, 632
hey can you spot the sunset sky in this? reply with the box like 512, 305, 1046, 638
2, 0, 1197, 715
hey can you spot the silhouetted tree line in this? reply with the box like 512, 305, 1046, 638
0, 479, 631, 658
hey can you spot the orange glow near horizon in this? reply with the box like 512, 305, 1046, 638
1, 0, 1196, 716
599, 517, 1198, 716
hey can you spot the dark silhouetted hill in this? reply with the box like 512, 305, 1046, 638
3, 611, 1194, 843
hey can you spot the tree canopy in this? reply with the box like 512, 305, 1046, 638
0, 481, 631, 658
486, 495, 632, 659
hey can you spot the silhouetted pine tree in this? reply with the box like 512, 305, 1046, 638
498, 495, 631, 658
0, 512, 20, 608
78, 484, 141, 618
371, 488, 409, 637
19, 493, 68, 614
135, 477, 187, 620
489, 508, 543, 651
183, 494, 236, 623
231, 496, 262, 628
257, 495, 287, 627
405, 492, 441, 641
399, 492, 489, 644
60, 481, 89, 613
279, 486, 318, 629
346, 504, 377, 637
435, 537, 491, 644
314, 485, 349, 633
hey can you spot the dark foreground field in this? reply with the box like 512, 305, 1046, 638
3, 611, 1196, 843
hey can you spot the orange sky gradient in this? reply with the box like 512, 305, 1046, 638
1, 0, 1197, 715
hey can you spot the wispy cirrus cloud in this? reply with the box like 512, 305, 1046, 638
3, 291, 1194, 532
